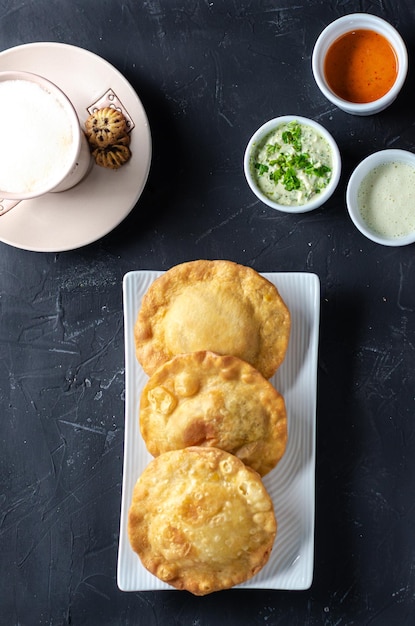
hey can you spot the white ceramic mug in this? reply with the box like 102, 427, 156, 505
0, 70, 92, 214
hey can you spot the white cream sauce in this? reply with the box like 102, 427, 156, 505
357, 161, 415, 238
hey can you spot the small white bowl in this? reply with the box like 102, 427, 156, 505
243, 115, 341, 213
346, 149, 415, 246
312, 13, 408, 116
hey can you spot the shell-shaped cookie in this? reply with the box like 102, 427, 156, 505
85, 107, 128, 148
92, 143, 131, 169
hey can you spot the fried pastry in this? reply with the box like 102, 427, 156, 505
140, 350, 287, 476
134, 260, 291, 379
128, 446, 277, 595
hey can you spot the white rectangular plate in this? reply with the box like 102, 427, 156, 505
117, 270, 320, 591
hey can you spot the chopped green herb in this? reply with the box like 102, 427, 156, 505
293, 153, 312, 170
266, 143, 279, 155
281, 121, 302, 151
283, 167, 301, 191
254, 162, 269, 175
313, 164, 331, 177
270, 168, 283, 183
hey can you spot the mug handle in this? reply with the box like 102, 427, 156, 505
0, 198, 21, 215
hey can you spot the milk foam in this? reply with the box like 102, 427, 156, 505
0, 79, 75, 194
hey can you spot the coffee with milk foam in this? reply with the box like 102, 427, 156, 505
0, 79, 75, 195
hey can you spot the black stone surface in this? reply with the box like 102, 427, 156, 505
1, 1, 415, 625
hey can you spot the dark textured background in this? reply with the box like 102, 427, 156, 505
1, 1, 415, 624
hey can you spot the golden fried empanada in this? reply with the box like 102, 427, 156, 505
134, 260, 291, 379
140, 351, 287, 476
128, 446, 277, 595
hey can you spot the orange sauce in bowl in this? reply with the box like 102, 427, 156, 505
324, 29, 398, 103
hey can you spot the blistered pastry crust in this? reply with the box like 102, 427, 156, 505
140, 351, 287, 476
128, 447, 277, 595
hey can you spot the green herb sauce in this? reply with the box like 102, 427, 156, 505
250, 120, 333, 206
